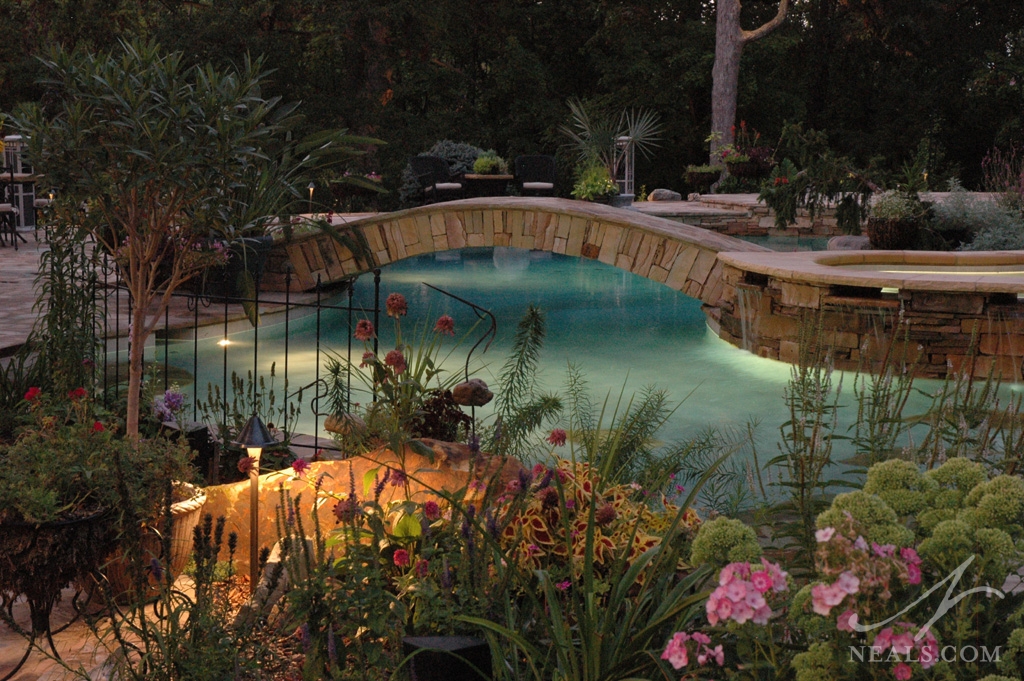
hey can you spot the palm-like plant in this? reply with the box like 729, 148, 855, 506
560, 99, 663, 186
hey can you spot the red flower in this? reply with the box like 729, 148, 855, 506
384, 349, 407, 374
433, 315, 455, 336
415, 559, 429, 578
237, 456, 256, 474
360, 351, 376, 368
354, 319, 375, 341
423, 500, 441, 521
385, 293, 408, 318
393, 548, 410, 567
92, 421, 105, 433
773, 176, 789, 186
23, 387, 41, 402
546, 429, 567, 447
68, 387, 88, 401
292, 458, 310, 475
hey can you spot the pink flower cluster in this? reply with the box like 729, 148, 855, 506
873, 622, 938, 673
813, 522, 923, 625
661, 631, 724, 670
706, 560, 788, 626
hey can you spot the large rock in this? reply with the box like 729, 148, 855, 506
648, 188, 682, 201
827, 235, 872, 250
202, 439, 523, 575
452, 378, 493, 407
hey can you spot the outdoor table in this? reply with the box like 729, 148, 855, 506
464, 174, 513, 198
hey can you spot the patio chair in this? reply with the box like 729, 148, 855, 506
409, 155, 465, 204
514, 155, 556, 197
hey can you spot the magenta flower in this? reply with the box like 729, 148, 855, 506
750, 571, 773, 594
360, 351, 376, 368
23, 386, 41, 402
416, 559, 429, 578
423, 500, 441, 521
238, 456, 256, 474
393, 548, 410, 567
385, 293, 408, 318
354, 319, 375, 341
384, 349, 407, 374
556, 580, 571, 591
906, 562, 922, 585
546, 428, 567, 446
433, 315, 455, 336
292, 458, 310, 475
389, 468, 408, 487
892, 662, 912, 681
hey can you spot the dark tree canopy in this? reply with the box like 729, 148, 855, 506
2, 0, 1022, 197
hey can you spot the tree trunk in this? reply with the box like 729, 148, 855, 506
710, 0, 744, 163
125, 289, 149, 440
710, 0, 791, 165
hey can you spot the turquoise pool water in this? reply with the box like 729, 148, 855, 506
170, 247, 1020, 473
173, 247, 801, 450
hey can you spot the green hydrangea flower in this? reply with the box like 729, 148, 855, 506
788, 585, 835, 638
927, 457, 987, 508
791, 642, 856, 681
817, 490, 912, 545
917, 507, 958, 532
963, 475, 1024, 534
864, 459, 937, 516
918, 519, 973, 569
689, 516, 761, 567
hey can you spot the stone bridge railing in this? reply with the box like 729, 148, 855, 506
270, 197, 769, 307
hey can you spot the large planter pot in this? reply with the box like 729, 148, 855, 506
726, 160, 763, 178
609, 193, 634, 208
0, 510, 117, 633
685, 170, 722, 191
402, 636, 491, 681
102, 482, 207, 599
866, 217, 920, 250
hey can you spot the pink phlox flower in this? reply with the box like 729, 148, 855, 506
690, 632, 710, 645
900, 547, 921, 565
890, 632, 914, 656
744, 589, 767, 610
661, 632, 689, 670
750, 570, 773, 594
751, 604, 773, 625
836, 571, 860, 595
710, 644, 724, 666
872, 542, 896, 558
811, 583, 848, 616
918, 637, 939, 669
760, 558, 789, 592
725, 580, 747, 602
815, 527, 836, 543
892, 662, 912, 681
730, 600, 754, 624
906, 562, 922, 585
872, 628, 893, 653
854, 535, 868, 551
836, 609, 858, 632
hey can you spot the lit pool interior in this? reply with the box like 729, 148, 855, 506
164, 246, 1020, 471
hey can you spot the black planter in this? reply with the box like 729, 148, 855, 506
402, 636, 491, 681
0, 510, 117, 634
866, 218, 920, 250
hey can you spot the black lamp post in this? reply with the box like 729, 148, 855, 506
232, 413, 275, 594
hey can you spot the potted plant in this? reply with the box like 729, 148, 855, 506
0, 388, 193, 633
466, 151, 512, 197
571, 162, 619, 203
472, 151, 509, 176
866, 189, 925, 249
685, 164, 725, 192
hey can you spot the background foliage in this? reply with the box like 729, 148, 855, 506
1, 0, 1023, 204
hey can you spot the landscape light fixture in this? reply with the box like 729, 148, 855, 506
307, 181, 315, 214
232, 413, 275, 594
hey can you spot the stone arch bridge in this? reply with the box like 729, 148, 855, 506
274, 197, 769, 310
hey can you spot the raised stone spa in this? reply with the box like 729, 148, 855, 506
713, 250, 1024, 380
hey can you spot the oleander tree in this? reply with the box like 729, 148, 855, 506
11, 39, 375, 438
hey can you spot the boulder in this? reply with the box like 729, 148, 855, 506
323, 412, 367, 435
452, 378, 493, 407
648, 188, 682, 202
827, 235, 873, 250
202, 439, 523, 575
